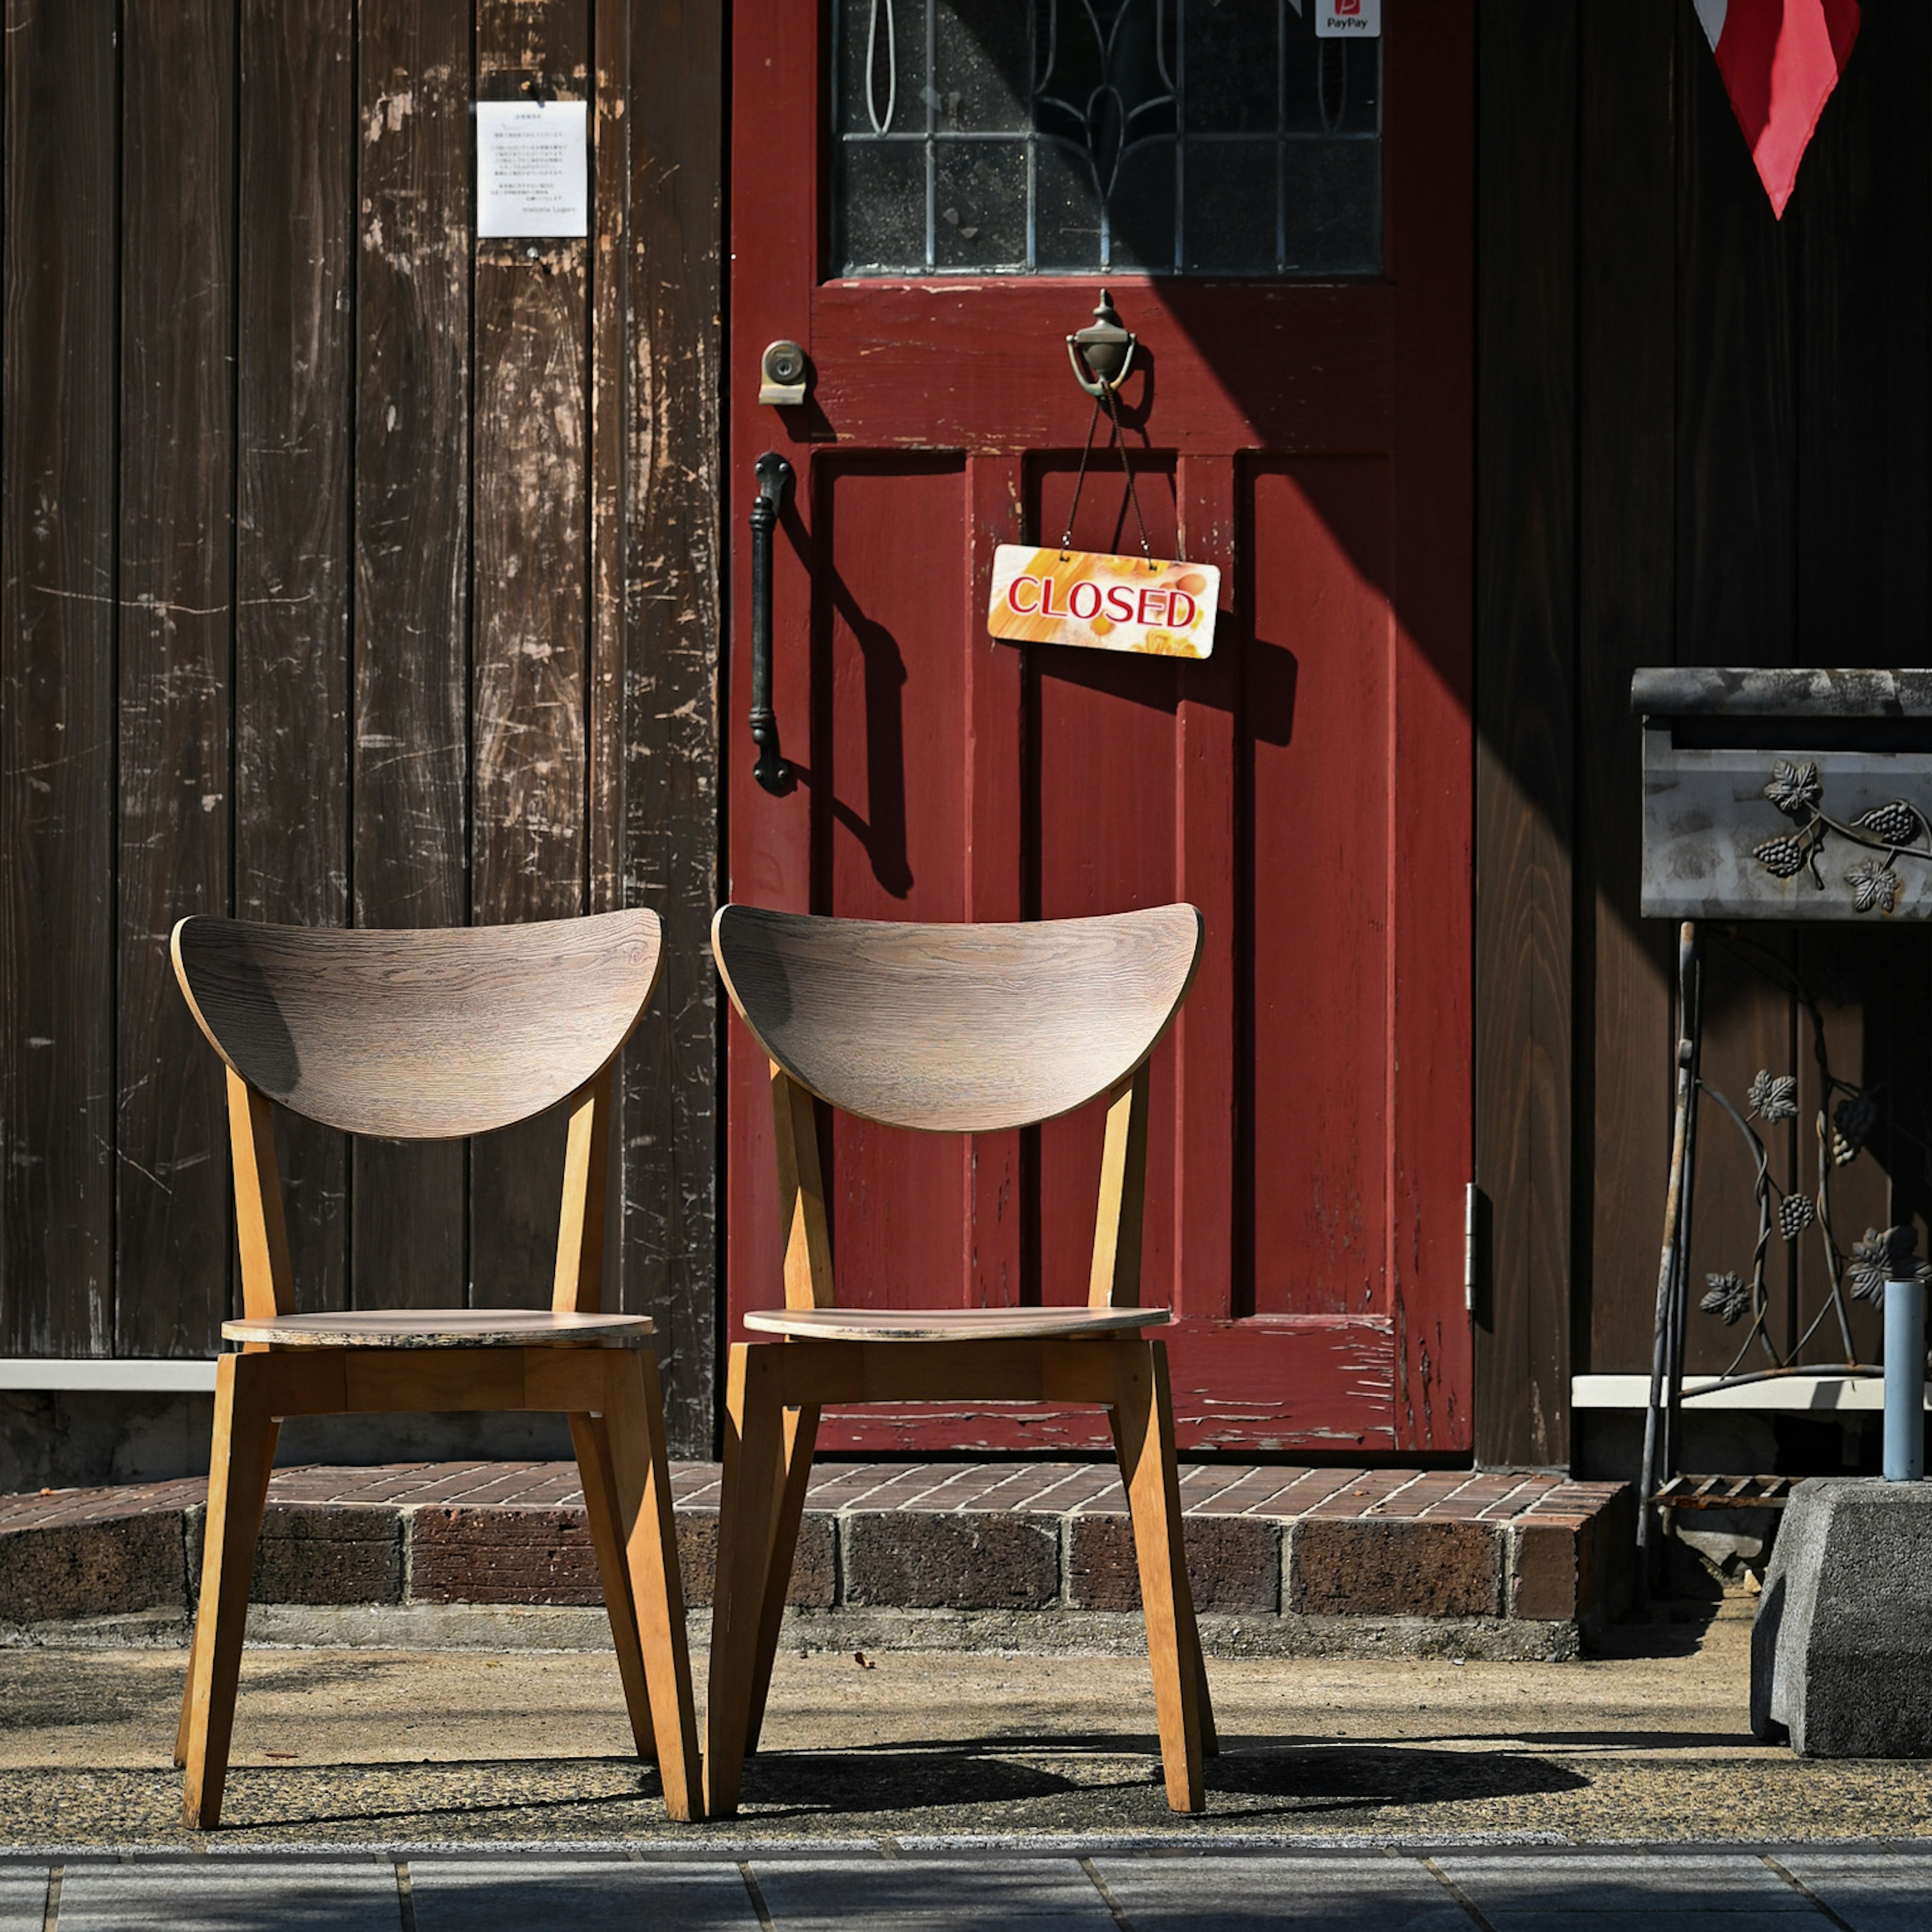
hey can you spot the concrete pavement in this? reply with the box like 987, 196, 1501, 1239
2, 1847, 1929, 1929
2, 1595, 1929, 1922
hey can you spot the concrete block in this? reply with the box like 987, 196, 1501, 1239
409, 1858, 760, 1931
187, 1503, 404, 1606
0, 1872, 49, 1929
1066, 1512, 1279, 1613
1434, 1853, 1810, 1915
0, 1511, 185, 1622
747, 1858, 1112, 1927
841, 1510, 1059, 1610
674, 1508, 835, 1609
57, 1862, 401, 1929
1753, 1477, 1932, 1757
1290, 1518, 1500, 1618
1775, 1849, 1932, 1929
1509, 1516, 1582, 1621
409, 1505, 602, 1605
1574, 1483, 1637, 1629
1090, 1855, 1470, 1930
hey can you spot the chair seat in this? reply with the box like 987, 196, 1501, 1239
220, 1308, 655, 1348
741, 1305, 1167, 1342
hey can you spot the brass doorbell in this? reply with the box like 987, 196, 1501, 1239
759, 340, 809, 407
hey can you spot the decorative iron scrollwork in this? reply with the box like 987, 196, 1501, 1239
1691, 941, 1932, 1378
1751, 759, 1930, 913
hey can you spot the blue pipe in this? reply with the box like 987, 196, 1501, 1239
1885, 1277, 1926, 1482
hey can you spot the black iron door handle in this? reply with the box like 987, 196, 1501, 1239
749, 450, 794, 792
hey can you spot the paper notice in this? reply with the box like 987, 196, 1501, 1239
476, 100, 588, 239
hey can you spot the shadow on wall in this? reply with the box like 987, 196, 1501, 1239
0, 1393, 577, 1494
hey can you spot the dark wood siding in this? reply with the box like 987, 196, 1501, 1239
1476, 0, 1931, 1465
13, 0, 1922, 1472
0, 0, 721, 1453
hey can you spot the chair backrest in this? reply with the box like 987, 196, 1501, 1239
172, 909, 664, 1139
711, 903, 1201, 1133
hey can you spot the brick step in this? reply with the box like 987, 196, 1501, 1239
0, 1462, 1633, 1652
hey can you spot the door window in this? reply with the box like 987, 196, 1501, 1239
831, 0, 1382, 277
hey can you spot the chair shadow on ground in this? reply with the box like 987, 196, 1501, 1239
129, 1734, 1597, 1834
725, 1734, 1593, 1823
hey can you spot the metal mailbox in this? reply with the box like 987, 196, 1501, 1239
1634, 666, 1932, 923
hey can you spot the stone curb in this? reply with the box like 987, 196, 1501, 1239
0, 1468, 1633, 1649
0, 1600, 1580, 1662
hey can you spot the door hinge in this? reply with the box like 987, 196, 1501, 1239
1464, 1181, 1478, 1313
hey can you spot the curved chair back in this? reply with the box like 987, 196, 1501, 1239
172, 909, 664, 1139
711, 903, 1200, 1133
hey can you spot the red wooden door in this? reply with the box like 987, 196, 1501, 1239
726, 2, 1473, 1455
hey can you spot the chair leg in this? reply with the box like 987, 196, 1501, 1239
598, 1349, 703, 1821
569, 1409, 656, 1761
1113, 1339, 1209, 1812
743, 1402, 820, 1757
173, 1617, 200, 1770
181, 1354, 280, 1829
1106, 1402, 1217, 1759
704, 1342, 788, 1819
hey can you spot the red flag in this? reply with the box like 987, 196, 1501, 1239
1694, 0, 1860, 218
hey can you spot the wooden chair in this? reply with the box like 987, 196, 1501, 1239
704, 902, 1217, 1817
168, 909, 701, 1828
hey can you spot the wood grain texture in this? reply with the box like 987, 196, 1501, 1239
1, 0, 120, 1355
2, 0, 727, 1404
553, 1072, 614, 1315
172, 910, 663, 1139
1171, 456, 1236, 1329
227, 1070, 295, 1324
707, 910, 1201, 1813
728, 1, 1475, 1458
1112, 1341, 1208, 1811
180, 1330, 690, 1830
741, 1401, 820, 1757
742, 1305, 1164, 1340
1676, 3, 1794, 670
1384, 9, 1477, 1454
116, 0, 237, 1360
221, 1308, 652, 1347
595, 1346, 701, 1819
713, 905, 1202, 1135
567, 1407, 655, 1758
1576, 0, 1676, 1380
702, 1334, 1203, 1818
180, 1355, 280, 1828
1668, 0, 1803, 1384
470, 0, 593, 1313
234, 0, 355, 1317
704, 1342, 787, 1817
353, 0, 472, 1310
1473, 0, 1578, 1468
963, 456, 1026, 1314
772, 1068, 836, 1311
1792, 0, 1926, 654
1088, 1068, 1152, 1310
600, 0, 725, 1454
1785, 0, 1931, 1367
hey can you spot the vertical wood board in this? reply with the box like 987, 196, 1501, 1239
115, 0, 237, 1356
234, 0, 356, 1315
1473, 0, 1578, 1468
351, 0, 473, 1311
1, 0, 121, 1356
469, 0, 593, 1312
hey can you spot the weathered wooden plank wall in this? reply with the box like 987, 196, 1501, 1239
0, 0, 721, 1453
1477, 0, 1932, 1465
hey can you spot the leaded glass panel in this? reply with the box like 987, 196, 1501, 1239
830, 0, 1382, 277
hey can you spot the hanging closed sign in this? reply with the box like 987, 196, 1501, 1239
988, 546, 1220, 660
